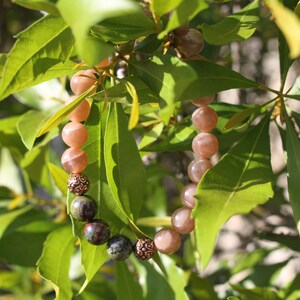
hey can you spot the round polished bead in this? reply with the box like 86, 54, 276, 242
154, 228, 181, 254
192, 95, 215, 107
71, 195, 97, 222
177, 28, 204, 58
134, 238, 156, 260
66, 96, 91, 122
62, 122, 88, 148
180, 183, 197, 208
68, 173, 90, 195
70, 69, 98, 95
171, 207, 195, 234
188, 158, 212, 183
61, 147, 88, 173
192, 132, 219, 159
84, 219, 110, 245
107, 234, 133, 261
192, 106, 218, 132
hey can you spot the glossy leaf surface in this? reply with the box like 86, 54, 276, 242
0, 15, 75, 100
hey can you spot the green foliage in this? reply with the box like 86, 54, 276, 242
0, 15, 75, 100
193, 114, 274, 267
37, 226, 76, 300
201, 0, 260, 45
1, 0, 300, 299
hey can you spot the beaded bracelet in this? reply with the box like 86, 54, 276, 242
60, 26, 219, 261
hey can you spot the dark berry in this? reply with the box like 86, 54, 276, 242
107, 234, 133, 261
176, 28, 204, 58
84, 220, 110, 245
133, 238, 156, 260
71, 195, 97, 222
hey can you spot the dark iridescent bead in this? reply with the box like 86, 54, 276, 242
68, 173, 90, 196
84, 219, 110, 245
133, 238, 156, 260
71, 195, 97, 222
107, 234, 133, 261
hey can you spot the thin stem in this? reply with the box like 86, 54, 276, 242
258, 84, 281, 96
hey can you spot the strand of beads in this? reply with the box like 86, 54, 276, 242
152, 95, 218, 255
62, 68, 136, 261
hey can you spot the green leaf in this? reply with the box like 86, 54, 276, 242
201, 0, 260, 45
258, 232, 300, 252
48, 163, 69, 196
231, 248, 274, 274
131, 55, 258, 123
0, 15, 75, 100
278, 31, 293, 86
126, 81, 139, 130
283, 106, 300, 233
13, 0, 60, 15
0, 231, 51, 267
91, 14, 155, 43
161, 255, 189, 300
0, 208, 58, 267
0, 54, 7, 78
57, 0, 147, 65
37, 86, 94, 137
266, 0, 300, 58
37, 226, 76, 300
0, 206, 31, 239
67, 102, 127, 293
138, 122, 164, 150
144, 120, 196, 152
94, 76, 159, 105
231, 284, 280, 300
104, 103, 147, 220
223, 106, 264, 130
150, 0, 183, 16
17, 110, 51, 150
193, 114, 274, 268
158, 0, 208, 38
0, 271, 22, 289
187, 273, 219, 300
116, 263, 144, 300
21, 146, 53, 194
76, 273, 117, 300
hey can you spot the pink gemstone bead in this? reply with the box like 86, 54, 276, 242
62, 122, 88, 147
66, 96, 91, 122
70, 69, 98, 95
61, 147, 88, 173
171, 207, 195, 234
154, 228, 181, 254
188, 158, 212, 183
192, 106, 218, 132
192, 95, 215, 107
192, 132, 219, 158
180, 183, 197, 208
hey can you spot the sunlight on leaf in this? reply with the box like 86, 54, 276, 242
126, 81, 139, 130
201, 0, 260, 45
0, 15, 75, 100
266, 0, 300, 58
